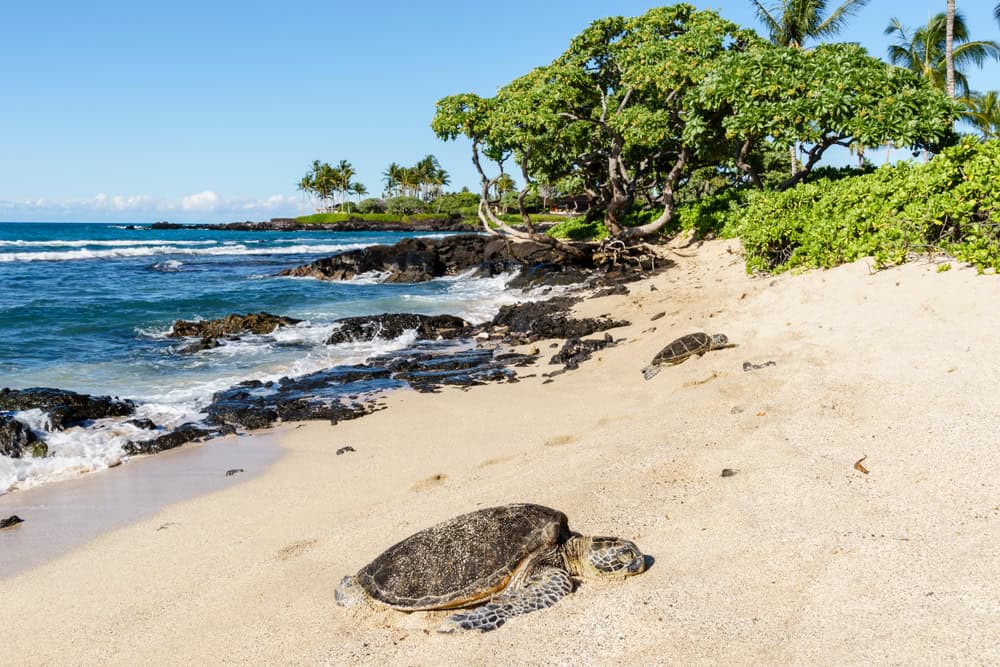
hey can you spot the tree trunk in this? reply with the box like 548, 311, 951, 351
618, 148, 689, 239
946, 0, 956, 98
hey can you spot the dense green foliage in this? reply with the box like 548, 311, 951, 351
431, 191, 480, 216
434, 5, 761, 239
356, 198, 387, 214
433, 3, 957, 242
547, 217, 608, 241
385, 196, 426, 215
498, 212, 576, 224
724, 139, 1000, 273
691, 42, 959, 189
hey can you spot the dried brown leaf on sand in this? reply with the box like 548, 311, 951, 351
854, 455, 870, 475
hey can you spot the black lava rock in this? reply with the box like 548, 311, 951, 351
0, 388, 134, 431
326, 314, 469, 345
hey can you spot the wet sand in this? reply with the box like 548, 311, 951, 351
0, 432, 283, 578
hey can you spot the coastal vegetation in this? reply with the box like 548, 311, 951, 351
432, 4, 959, 246
381, 155, 450, 201
290, 2, 999, 276
296, 212, 455, 224
681, 138, 1000, 274
297, 159, 366, 213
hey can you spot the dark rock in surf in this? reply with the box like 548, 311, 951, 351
326, 314, 469, 346
279, 235, 579, 284
0, 415, 45, 458
0, 388, 135, 431
169, 312, 303, 354
123, 423, 213, 455
170, 312, 302, 339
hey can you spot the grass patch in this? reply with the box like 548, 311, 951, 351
296, 212, 469, 225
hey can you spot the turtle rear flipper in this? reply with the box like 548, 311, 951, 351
642, 365, 661, 381
438, 566, 573, 633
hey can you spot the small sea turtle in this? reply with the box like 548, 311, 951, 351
642, 332, 734, 380
335, 503, 646, 633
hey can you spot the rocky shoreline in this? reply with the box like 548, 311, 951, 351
147, 216, 473, 233
1, 233, 658, 488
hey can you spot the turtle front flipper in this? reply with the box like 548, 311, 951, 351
437, 566, 573, 633
641, 365, 661, 381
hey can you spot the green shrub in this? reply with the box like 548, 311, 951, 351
497, 212, 581, 224
547, 216, 608, 240
385, 196, 425, 215
674, 189, 747, 237
357, 198, 387, 214
431, 191, 480, 215
728, 138, 1000, 273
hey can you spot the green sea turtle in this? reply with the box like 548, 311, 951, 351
334, 503, 646, 633
642, 332, 735, 380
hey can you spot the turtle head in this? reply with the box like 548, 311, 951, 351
566, 535, 646, 578
710, 333, 729, 347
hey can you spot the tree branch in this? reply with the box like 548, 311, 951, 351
620, 147, 690, 239
734, 137, 763, 189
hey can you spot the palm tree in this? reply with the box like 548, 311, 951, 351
397, 167, 421, 199
382, 162, 403, 197
314, 162, 337, 212
750, 0, 871, 49
296, 174, 315, 212
351, 182, 368, 206
336, 160, 356, 210
962, 90, 1000, 139
885, 12, 1000, 98
945, 0, 955, 98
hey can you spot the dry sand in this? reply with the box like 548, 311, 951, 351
2, 239, 998, 666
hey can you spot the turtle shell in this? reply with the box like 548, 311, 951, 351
356, 503, 569, 610
652, 332, 712, 365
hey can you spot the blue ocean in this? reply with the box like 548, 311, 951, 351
0, 222, 523, 493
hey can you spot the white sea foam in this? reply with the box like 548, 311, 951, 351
0, 242, 377, 263
0, 268, 562, 494
0, 239, 218, 247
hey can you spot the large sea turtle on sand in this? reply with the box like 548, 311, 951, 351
642, 332, 735, 380
334, 503, 647, 633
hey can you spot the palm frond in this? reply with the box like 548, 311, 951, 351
815, 0, 871, 38
750, 0, 784, 43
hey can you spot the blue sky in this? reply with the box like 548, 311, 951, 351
1, 1, 997, 222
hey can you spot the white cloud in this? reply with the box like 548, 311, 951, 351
181, 190, 221, 211
0, 191, 302, 222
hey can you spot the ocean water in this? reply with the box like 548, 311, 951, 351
0, 222, 529, 494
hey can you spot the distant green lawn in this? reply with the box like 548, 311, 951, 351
296, 212, 462, 224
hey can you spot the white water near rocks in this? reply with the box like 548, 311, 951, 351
0, 223, 564, 494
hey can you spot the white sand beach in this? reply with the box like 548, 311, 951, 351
3, 239, 999, 665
